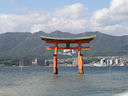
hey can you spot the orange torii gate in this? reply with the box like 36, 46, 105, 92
41, 35, 96, 74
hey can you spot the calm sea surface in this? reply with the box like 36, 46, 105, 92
0, 66, 128, 96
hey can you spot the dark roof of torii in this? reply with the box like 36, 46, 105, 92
40, 35, 96, 43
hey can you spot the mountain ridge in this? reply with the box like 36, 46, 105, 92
0, 31, 128, 59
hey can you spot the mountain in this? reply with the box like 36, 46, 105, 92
0, 31, 128, 59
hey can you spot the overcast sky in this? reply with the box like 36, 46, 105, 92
0, 0, 128, 36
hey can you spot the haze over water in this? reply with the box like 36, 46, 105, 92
0, 66, 128, 96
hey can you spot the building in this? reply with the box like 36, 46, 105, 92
19, 59, 32, 66
32, 58, 38, 66
115, 58, 120, 65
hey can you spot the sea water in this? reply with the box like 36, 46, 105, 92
0, 66, 128, 96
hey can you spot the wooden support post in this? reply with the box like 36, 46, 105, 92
78, 43, 84, 74
53, 43, 58, 74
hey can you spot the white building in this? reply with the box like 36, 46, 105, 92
109, 59, 113, 65
62, 49, 76, 56
32, 58, 38, 66
115, 58, 120, 64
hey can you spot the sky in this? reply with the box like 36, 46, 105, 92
0, 0, 128, 36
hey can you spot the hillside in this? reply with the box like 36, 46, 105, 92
0, 31, 128, 59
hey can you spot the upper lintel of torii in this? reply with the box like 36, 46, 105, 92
40, 35, 96, 44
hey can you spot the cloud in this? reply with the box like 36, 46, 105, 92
0, 3, 90, 33
31, 3, 90, 33
0, 0, 128, 35
0, 11, 49, 32
91, 0, 128, 35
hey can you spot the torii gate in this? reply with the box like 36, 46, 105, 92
41, 35, 96, 74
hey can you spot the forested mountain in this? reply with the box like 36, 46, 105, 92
0, 31, 128, 58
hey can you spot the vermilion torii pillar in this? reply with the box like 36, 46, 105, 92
78, 43, 84, 74
41, 35, 96, 74
53, 43, 58, 74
